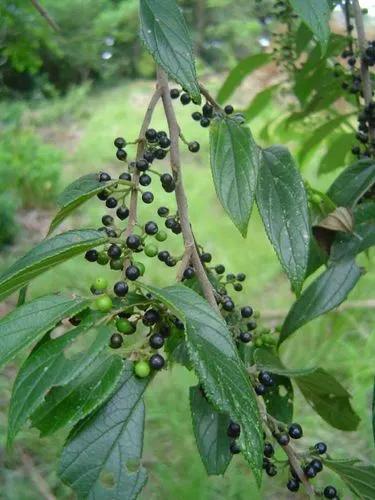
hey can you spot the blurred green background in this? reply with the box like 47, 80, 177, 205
0, 1, 374, 499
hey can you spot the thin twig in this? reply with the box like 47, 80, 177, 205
352, 0, 375, 144
30, 0, 59, 32
199, 83, 223, 111
123, 87, 161, 271
157, 68, 219, 312
20, 451, 56, 500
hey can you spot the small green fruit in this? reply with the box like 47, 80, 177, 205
116, 318, 135, 335
134, 360, 151, 378
95, 294, 113, 312
254, 337, 263, 347
133, 261, 145, 276
97, 251, 109, 265
155, 230, 167, 242
94, 277, 108, 290
144, 243, 158, 257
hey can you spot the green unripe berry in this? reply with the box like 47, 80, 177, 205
97, 251, 109, 265
110, 258, 124, 270
93, 277, 108, 290
254, 337, 263, 347
95, 294, 113, 312
116, 318, 136, 335
144, 243, 158, 257
155, 230, 167, 242
134, 360, 151, 378
263, 336, 277, 346
311, 194, 321, 204
133, 261, 145, 276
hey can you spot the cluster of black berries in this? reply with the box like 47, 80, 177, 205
352, 102, 375, 158
170, 87, 234, 129
363, 40, 375, 67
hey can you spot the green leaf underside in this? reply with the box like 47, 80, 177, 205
32, 353, 124, 437
59, 362, 148, 500
217, 53, 272, 104
8, 323, 111, 446
254, 349, 359, 431
190, 386, 232, 475
330, 221, 375, 263
296, 369, 360, 431
280, 259, 362, 343
257, 146, 310, 294
210, 117, 260, 237
49, 174, 118, 234
0, 229, 106, 301
139, 0, 200, 102
324, 459, 375, 499
289, 0, 331, 53
263, 374, 294, 424
327, 160, 375, 208
145, 284, 263, 485
0, 294, 90, 370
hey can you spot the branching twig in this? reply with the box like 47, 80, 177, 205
352, 0, 375, 143
123, 87, 161, 270
30, 0, 59, 32
199, 83, 223, 111
157, 68, 219, 312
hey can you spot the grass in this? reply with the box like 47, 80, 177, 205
0, 79, 374, 499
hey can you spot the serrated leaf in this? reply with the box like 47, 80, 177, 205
327, 160, 375, 207
189, 386, 232, 475
0, 229, 106, 301
59, 362, 148, 500
49, 174, 118, 234
145, 284, 263, 485
7, 322, 110, 446
324, 459, 375, 499
0, 294, 89, 370
263, 375, 294, 424
280, 259, 362, 344
289, 0, 331, 53
217, 53, 272, 104
257, 146, 310, 294
139, 0, 200, 102
210, 117, 260, 237
32, 353, 124, 437
295, 369, 360, 431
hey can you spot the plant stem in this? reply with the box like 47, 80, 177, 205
199, 83, 223, 111
157, 67, 219, 312
30, 0, 59, 31
123, 86, 161, 271
352, 0, 375, 145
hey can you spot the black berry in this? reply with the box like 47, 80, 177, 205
266, 463, 277, 477
125, 265, 140, 281
310, 459, 323, 473
264, 442, 274, 458
143, 309, 160, 326
255, 384, 266, 395
145, 221, 158, 235
202, 103, 213, 117
229, 441, 241, 454
116, 149, 127, 161
323, 486, 337, 499
201, 252, 212, 263
110, 333, 123, 349
215, 264, 225, 274
200, 117, 210, 127
157, 206, 169, 217
116, 206, 130, 220
114, 137, 126, 148
287, 479, 299, 492
222, 299, 234, 311
99, 172, 111, 182
258, 371, 273, 386
159, 136, 171, 148
150, 353, 165, 370
224, 104, 234, 114
136, 159, 149, 171
139, 174, 151, 186
107, 244, 122, 259
114, 281, 129, 297
142, 191, 154, 204
277, 434, 290, 446
149, 333, 165, 349
315, 442, 327, 454
288, 423, 303, 440
227, 421, 241, 438
119, 172, 131, 181
180, 93, 191, 105
188, 141, 200, 153
126, 234, 141, 250
106, 197, 118, 209
85, 249, 98, 262
241, 306, 253, 318
170, 88, 180, 99
183, 266, 195, 279
145, 128, 157, 142
102, 215, 114, 226
239, 331, 252, 343
304, 465, 316, 479
192, 111, 202, 121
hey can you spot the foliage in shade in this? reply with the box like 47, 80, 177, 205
289, 0, 331, 53
327, 160, 375, 207
324, 459, 375, 499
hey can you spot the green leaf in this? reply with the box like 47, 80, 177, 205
49, 174, 118, 234
7, 322, 110, 446
254, 349, 359, 430
324, 459, 375, 499
32, 353, 124, 437
327, 160, 375, 208
289, 0, 331, 53
145, 284, 263, 485
59, 362, 148, 500
243, 84, 280, 122
330, 221, 375, 263
217, 53, 272, 104
297, 115, 351, 166
210, 117, 260, 237
189, 386, 232, 475
295, 369, 360, 431
253, 348, 316, 377
318, 133, 353, 175
0, 294, 89, 370
257, 146, 310, 294
354, 200, 375, 225
280, 260, 362, 344
373, 378, 375, 446
139, 0, 200, 102
0, 229, 106, 301
264, 374, 294, 424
